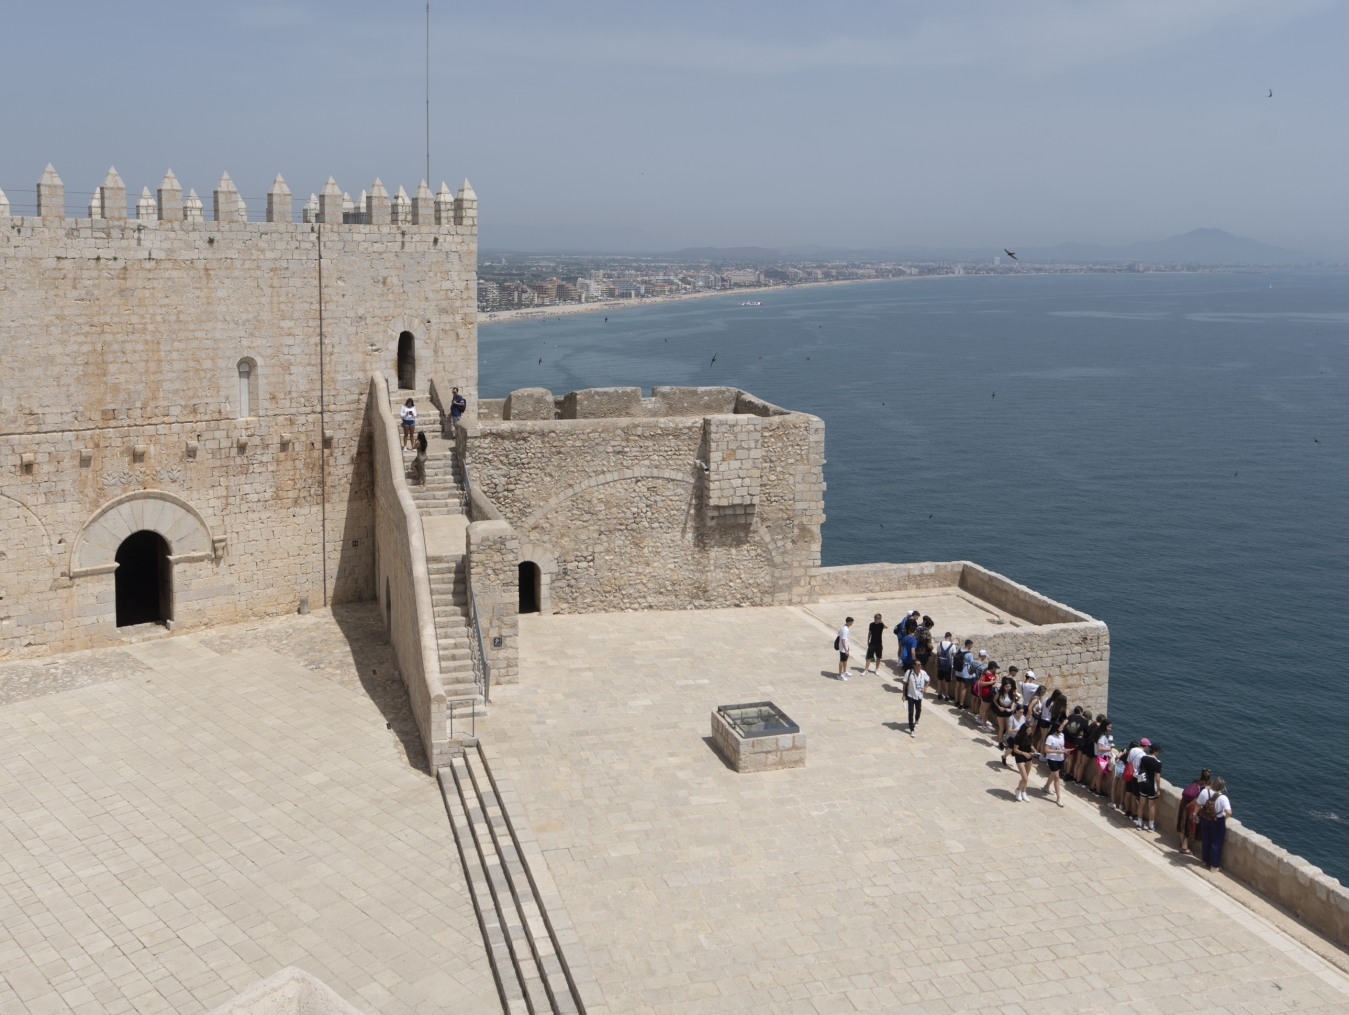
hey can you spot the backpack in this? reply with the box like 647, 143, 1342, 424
1063, 715, 1086, 741
833, 635, 840, 651
1199, 793, 1219, 822
952, 649, 968, 674
937, 642, 954, 672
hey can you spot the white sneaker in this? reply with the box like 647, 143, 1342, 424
840, 674, 848, 681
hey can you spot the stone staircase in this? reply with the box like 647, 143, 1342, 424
438, 745, 586, 1015
390, 386, 479, 701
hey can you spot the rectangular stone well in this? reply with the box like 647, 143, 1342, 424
711, 701, 805, 772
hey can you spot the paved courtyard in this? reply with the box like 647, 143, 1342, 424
0, 607, 499, 1015
491, 604, 1349, 1015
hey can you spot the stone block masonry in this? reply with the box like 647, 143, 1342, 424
459, 386, 825, 614
0, 166, 477, 658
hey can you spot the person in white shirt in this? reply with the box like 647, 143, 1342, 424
1195, 777, 1233, 871
400, 398, 417, 449
836, 618, 853, 680
1019, 670, 1040, 707
935, 632, 956, 701
904, 662, 930, 736
1041, 720, 1066, 807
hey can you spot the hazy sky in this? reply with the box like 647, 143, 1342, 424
2, 1, 1346, 252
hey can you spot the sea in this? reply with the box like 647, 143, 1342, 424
479, 270, 1349, 883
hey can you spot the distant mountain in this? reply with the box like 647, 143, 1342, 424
1018, 229, 1318, 265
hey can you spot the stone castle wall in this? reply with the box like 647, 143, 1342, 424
458, 387, 825, 613
0, 172, 477, 658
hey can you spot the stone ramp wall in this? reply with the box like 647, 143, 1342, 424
369, 374, 447, 768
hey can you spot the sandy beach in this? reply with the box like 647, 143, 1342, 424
475, 275, 905, 325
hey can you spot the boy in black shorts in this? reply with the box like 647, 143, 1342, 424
864, 613, 885, 674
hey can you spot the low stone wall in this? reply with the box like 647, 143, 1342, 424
466, 519, 520, 687
206, 966, 367, 1015
815, 560, 1110, 714
1150, 780, 1349, 947
369, 374, 447, 767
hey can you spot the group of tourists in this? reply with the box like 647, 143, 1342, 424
834, 612, 1235, 871
399, 389, 467, 487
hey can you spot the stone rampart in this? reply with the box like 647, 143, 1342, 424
816, 560, 1110, 712
1148, 781, 1349, 947
459, 387, 824, 613
0, 167, 476, 656
369, 375, 447, 768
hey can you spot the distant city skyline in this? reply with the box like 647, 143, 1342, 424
2, 1, 1345, 255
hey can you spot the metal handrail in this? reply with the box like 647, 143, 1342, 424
456, 444, 492, 704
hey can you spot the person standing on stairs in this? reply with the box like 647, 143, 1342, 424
412, 431, 428, 485
450, 387, 467, 427
400, 398, 417, 449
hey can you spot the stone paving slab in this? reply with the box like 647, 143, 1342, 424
0, 609, 499, 1015
489, 604, 1349, 1015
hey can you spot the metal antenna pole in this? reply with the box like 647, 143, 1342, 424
318, 224, 329, 607
426, 3, 431, 186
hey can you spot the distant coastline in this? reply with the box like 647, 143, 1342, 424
476, 275, 901, 325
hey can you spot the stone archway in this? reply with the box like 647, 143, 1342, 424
69, 491, 220, 580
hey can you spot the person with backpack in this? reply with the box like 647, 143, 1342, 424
1195, 777, 1232, 870
895, 617, 918, 674
1133, 743, 1164, 832
835, 617, 853, 680
1122, 737, 1149, 819
1178, 770, 1211, 855
935, 632, 956, 701
1060, 707, 1089, 782
974, 661, 998, 731
864, 613, 886, 674
903, 659, 929, 736
952, 640, 976, 708
1111, 740, 1139, 812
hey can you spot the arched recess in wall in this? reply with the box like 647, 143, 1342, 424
236, 357, 259, 418
516, 542, 557, 614
68, 490, 219, 580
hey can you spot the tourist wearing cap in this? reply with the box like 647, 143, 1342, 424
1134, 743, 1163, 832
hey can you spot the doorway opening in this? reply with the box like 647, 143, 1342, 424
397, 331, 416, 390
115, 530, 172, 627
518, 561, 541, 614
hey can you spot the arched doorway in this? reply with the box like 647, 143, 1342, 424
397, 331, 416, 390
518, 561, 541, 614
115, 530, 172, 627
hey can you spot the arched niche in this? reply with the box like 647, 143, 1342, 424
68, 490, 221, 579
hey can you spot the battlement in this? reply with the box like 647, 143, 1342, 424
0, 164, 477, 230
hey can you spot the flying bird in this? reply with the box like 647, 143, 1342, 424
1268, 89, 1273, 98
538, 358, 542, 364
1314, 438, 1320, 443
1004, 249, 1018, 260
710, 353, 717, 365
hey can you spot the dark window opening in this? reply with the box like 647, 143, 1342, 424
397, 331, 416, 390
518, 561, 541, 614
115, 530, 172, 627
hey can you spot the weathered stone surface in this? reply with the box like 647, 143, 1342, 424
0, 205, 476, 659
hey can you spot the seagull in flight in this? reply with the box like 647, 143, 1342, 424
710, 352, 717, 365
1268, 89, 1273, 98
1004, 249, 1018, 260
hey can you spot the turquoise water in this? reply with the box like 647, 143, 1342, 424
480, 272, 1349, 882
